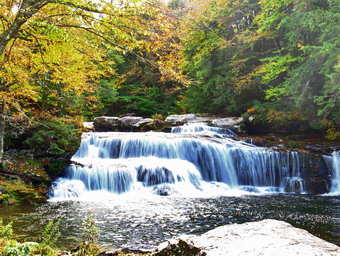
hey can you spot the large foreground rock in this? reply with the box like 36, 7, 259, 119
154, 219, 340, 256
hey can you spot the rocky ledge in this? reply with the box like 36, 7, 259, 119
93, 115, 168, 132
153, 219, 340, 256
92, 114, 245, 133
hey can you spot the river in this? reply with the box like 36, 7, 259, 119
0, 193, 339, 250
1, 122, 339, 251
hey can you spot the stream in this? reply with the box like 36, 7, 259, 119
1, 122, 339, 250
0, 194, 339, 250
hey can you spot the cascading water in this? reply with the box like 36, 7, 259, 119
6, 122, 339, 251
171, 122, 236, 136
50, 127, 307, 199
324, 151, 340, 195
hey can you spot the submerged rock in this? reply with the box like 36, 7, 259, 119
153, 219, 340, 256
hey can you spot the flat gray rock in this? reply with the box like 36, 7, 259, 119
211, 117, 243, 127
154, 219, 340, 256
132, 118, 154, 128
120, 116, 143, 127
165, 114, 197, 123
93, 116, 120, 131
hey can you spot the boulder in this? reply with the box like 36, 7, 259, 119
154, 219, 340, 256
165, 114, 197, 123
132, 118, 154, 127
120, 116, 143, 128
93, 116, 146, 131
83, 122, 94, 131
94, 116, 120, 132
211, 117, 243, 128
304, 144, 334, 155
132, 118, 155, 131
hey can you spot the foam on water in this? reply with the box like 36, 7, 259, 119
50, 130, 308, 199
324, 151, 340, 195
171, 122, 236, 136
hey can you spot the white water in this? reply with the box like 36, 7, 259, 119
171, 122, 236, 136
50, 127, 308, 199
324, 151, 340, 195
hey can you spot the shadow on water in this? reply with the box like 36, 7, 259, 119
0, 194, 339, 250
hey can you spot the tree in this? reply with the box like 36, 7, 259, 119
179, 0, 263, 114
255, 0, 339, 134
0, 0, 110, 160
179, 0, 339, 137
0, 0, 185, 159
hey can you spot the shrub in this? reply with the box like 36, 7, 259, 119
0, 242, 31, 256
30, 219, 61, 256
0, 218, 13, 239
24, 118, 81, 156
74, 214, 100, 256
40, 219, 61, 248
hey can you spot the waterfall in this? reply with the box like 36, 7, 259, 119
171, 122, 236, 136
324, 151, 340, 195
50, 131, 307, 199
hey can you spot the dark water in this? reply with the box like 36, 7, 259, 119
0, 194, 339, 251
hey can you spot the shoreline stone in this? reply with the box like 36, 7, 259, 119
153, 219, 340, 256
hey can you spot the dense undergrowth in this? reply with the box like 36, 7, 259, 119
0, 159, 50, 205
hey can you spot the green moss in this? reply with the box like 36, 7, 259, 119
3, 159, 50, 181
44, 159, 69, 177
0, 178, 47, 205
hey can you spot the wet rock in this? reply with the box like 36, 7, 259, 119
155, 239, 205, 256
211, 117, 243, 128
299, 153, 331, 194
120, 116, 144, 129
132, 118, 154, 128
83, 122, 94, 131
1, 167, 47, 184
154, 219, 340, 256
131, 118, 156, 132
165, 114, 197, 123
3, 149, 34, 160
242, 137, 269, 147
153, 184, 175, 196
94, 116, 120, 132
98, 248, 151, 255
93, 116, 154, 132
304, 144, 334, 155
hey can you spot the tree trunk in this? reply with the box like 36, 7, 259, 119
0, 0, 50, 56
0, 97, 6, 162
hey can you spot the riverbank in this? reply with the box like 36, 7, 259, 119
152, 219, 340, 256
2, 219, 339, 256
0, 159, 48, 205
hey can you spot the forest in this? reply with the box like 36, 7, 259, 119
0, 0, 339, 255
0, 0, 339, 160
